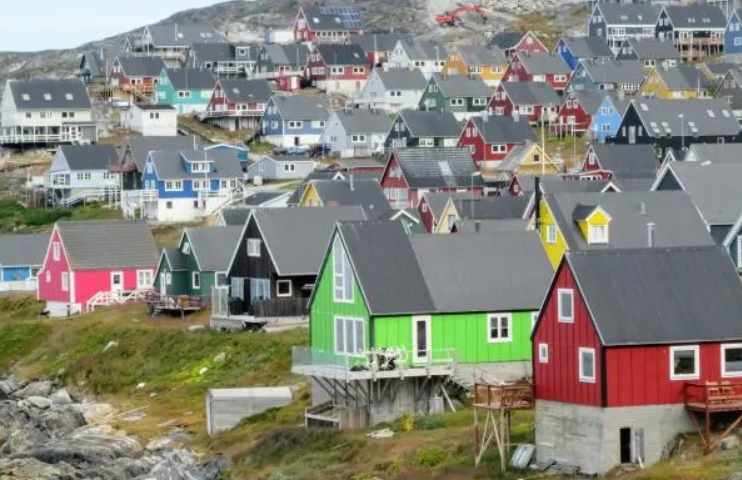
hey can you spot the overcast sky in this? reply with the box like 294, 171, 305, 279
0, 0, 223, 51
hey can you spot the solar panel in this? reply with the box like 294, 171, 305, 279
319, 5, 364, 29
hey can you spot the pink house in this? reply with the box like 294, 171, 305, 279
37, 220, 159, 317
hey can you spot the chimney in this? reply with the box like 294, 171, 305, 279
534, 176, 541, 229
349, 173, 355, 191
647, 222, 655, 248
474, 220, 481, 233
639, 201, 646, 215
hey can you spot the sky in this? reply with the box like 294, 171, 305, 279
0, 0, 223, 52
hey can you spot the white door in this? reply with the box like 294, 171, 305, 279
412, 315, 432, 363
160, 273, 167, 296
111, 271, 124, 292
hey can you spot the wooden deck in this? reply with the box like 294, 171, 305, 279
148, 295, 205, 317
472, 382, 535, 411
685, 381, 742, 453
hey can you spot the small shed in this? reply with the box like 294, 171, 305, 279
206, 387, 294, 435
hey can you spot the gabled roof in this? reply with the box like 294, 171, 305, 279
262, 44, 311, 66
163, 68, 216, 91
397, 110, 460, 138
630, 98, 740, 137
685, 143, 742, 164
430, 74, 490, 98
565, 246, 742, 346
662, 4, 726, 30
148, 149, 243, 180
621, 37, 680, 60
518, 52, 571, 75
219, 208, 251, 227
124, 135, 201, 171
315, 44, 368, 66
218, 79, 272, 104
655, 65, 712, 91
559, 36, 613, 59
572, 203, 606, 222
8, 78, 91, 110
59, 145, 118, 171
392, 147, 483, 189
374, 68, 428, 90
398, 40, 448, 61
580, 58, 645, 84
470, 115, 537, 144
184, 226, 242, 272
602, 93, 631, 116
453, 196, 530, 220
0, 233, 50, 267
162, 248, 188, 271
589, 144, 657, 178
301, 5, 365, 31
333, 109, 392, 134
190, 42, 236, 63
543, 191, 715, 251
286, 170, 381, 206
80, 50, 106, 77
56, 220, 159, 270
422, 191, 470, 218
310, 178, 390, 211
271, 95, 328, 121
116, 55, 166, 77
568, 90, 607, 116
502, 81, 560, 106
496, 143, 551, 174
351, 33, 407, 53
248, 206, 368, 276
488, 31, 527, 50
146, 24, 226, 47
455, 45, 507, 66
595, 3, 660, 25
454, 218, 528, 234
703, 62, 741, 78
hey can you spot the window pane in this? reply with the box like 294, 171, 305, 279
500, 317, 509, 339
726, 347, 742, 373
560, 291, 573, 318
354, 320, 364, 354
345, 319, 355, 354
335, 319, 345, 354
673, 349, 696, 375
582, 351, 594, 378
489, 318, 498, 339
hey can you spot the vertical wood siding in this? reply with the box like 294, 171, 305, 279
38, 229, 71, 303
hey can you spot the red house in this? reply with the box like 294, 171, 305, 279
503, 52, 571, 91
305, 44, 370, 95
488, 82, 560, 125
38, 220, 159, 317
458, 115, 537, 167
551, 90, 605, 135
380, 148, 484, 210
487, 31, 548, 59
294, 5, 365, 44
202, 78, 272, 131
108, 55, 166, 96
533, 246, 742, 474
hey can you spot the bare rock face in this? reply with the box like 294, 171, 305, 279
12, 381, 52, 399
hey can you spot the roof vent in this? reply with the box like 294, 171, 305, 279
647, 222, 655, 248
639, 202, 646, 215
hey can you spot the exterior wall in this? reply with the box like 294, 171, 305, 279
300, 183, 322, 207
538, 200, 569, 269
356, 71, 423, 112
726, 13, 742, 61
154, 71, 213, 115
503, 55, 571, 91
380, 155, 412, 209
554, 94, 592, 133
125, 107, 177, 136
75, 269, 148, 305
418, 197, 436, 233
589, 98, 624, 142
533, 262, 603, 406
418, 78, 488, 121
249, 158, 314, 181
508, 145, 558, 176
37, 229, 71, 304
715, 73, 742, 115
154, 259, 188, 297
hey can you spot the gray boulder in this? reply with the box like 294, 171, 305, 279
25, 396, 53, 410
49, 389, 72, 405
0, 457, 80, 480
0, 379, 18, 399
13, 381, 52, 399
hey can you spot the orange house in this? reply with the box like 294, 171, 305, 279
442, 45, 508, 87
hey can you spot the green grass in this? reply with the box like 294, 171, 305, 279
0, 200, 121, 234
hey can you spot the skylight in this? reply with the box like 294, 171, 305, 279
43, 93, 52, 101
722, 110, 731, 118
21, 94, 30, 101
637, 15, 643, 20
640, 103, 649, 111
688, 17, 696, 23
232, 88, 240, 94
688, 121, 699, 134
620, 14, 628, 20
438, 161, 453, 176
707, 109, 715, 118
65, 93, 73, 100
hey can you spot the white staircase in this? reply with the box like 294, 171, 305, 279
86, 289, 155, 312
55, 187, 120, 208
206, 182, 250, 217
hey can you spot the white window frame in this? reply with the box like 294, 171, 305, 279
276, 279, 293, 298
558, 288, 574, 323
721, 343, 742, 378
670, 345, 700, 381
52, 242, 60, 261
490, 144, 507, 154
334, 316, 365, 355
165, 181, 183, 191
351, 134, 367, 143
546, 225, 557, 244
450, 97, 465, 106
61, 272, 69, 292
333, 238, 354, 303
588, 224, 608, 244
137, 270, 153, 289
487, 314, 512, 343
538, 343, 549, 363
247, 238, 261, 257
579, 347, 596, 383
192, 271, 201, 289
288, 120, 303, 129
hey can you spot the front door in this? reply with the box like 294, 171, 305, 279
111, 272, 124, 292
628, 125, 636, 144
412, 315, 432, 363
159, 273, 167, 296
294, 136, 300, 146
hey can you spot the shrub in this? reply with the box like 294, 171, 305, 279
415, 414, 445, 431
412, 446, 449, 468
23, 208, 72, 226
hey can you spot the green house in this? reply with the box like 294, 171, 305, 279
418, 73, 491, 122
292, 220, 551, 428
154, 67, 217, 115
154, 226, 242, 302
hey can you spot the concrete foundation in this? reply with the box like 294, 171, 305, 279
535, 400, 695, 475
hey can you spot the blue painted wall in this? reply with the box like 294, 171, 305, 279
142, 155, 238, 200
589, 97, 624, 142
1, 267, 33, 282
567, 63, 598, 91
555, 39, 580, 71
260, 98, 286, 137
588, 6, 606, 38
725, 12, 742, 56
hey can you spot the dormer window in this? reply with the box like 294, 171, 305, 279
588, 224, 608, 244
182, 241, 191, 255
21, 94, 30, 101
44, 93, 52, 101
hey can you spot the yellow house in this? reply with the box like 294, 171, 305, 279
434, 195, 529, 234
639, 65, 713, 100
300, 182, 322, 207
441, 45, 508, 87
496, 143, 559, 176
298, 178, 391, 210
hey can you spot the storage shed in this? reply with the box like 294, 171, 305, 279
206, 387, 294, 435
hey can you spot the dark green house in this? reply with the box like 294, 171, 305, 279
418, 73, 491, 122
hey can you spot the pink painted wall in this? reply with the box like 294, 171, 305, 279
75, 269, 149, 309
37, 229, 71, 304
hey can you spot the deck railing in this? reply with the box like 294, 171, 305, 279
684, 381, 742, 411
473, 382, 535, 411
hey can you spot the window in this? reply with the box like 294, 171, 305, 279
546, 225, 557, 244
166, 201, 173, 210
558, 288, 574, 323
283, 163, 296, 172
276, 279, 292, 297
351, 134, 366, 143
288, 120, 303, 129
488, 314, 512, 343
722, 344, 742, 377
178, 91, 192, 98
539, 343, 549, 363
450, 98, 464, 106
588, 224, 608, 244
579, 348, 596, 383
137, 270, 153, 289
247, 238, 261, 257
670, 345, 699, 380
473, 97, 487, 106
192, 179, 209, 191
192, 271, 201, 289
52, 242, 60, 261
61, 272, 69, 292
165, 181, 183, 191
601, 123, 611, 133
333, 238, 353, 303
491, 144, 507, 153
334, 316, 365, 355
419, 137, 435, 147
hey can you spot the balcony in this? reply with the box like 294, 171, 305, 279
685, 381, 742, 453
674, 37, 723, 47
291, 346, 457, 381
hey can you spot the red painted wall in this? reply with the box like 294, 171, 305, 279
37, 229, 71, 304
108, 59, 158, 90
515, 33, 549, 55
418, 196, 436, 233
502, 54, 570, 91
488, 85, 515, 117
554, 94, 592, 133
75, 269, 146, 309
457, 119, 486, 163
533, 262, 603, 407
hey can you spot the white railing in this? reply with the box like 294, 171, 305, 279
0, 278, 37, 293
55, 188, 120, 207
86, 289, 154, 312
0, 132, 85, 145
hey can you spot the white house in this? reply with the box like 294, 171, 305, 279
0, 78, 97, 146
45, 145, 120, 207
321, 109, 392, 158
123, 103, 177, 136
387, 40, 448, 79
355, 68, 427, 113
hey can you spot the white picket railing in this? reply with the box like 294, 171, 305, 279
86, 289, 154, 312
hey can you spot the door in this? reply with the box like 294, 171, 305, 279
620, 427, 645, 464
159, 273, 167, 296
111, 271, 124, 292
628, 125, 636, 144
294, 136, 300, 146
412, 315, 432, 363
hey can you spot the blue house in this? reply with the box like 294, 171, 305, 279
141, 149, 244, 223
725, 9, 742, 62
588, 94, 631, 142
260, 96, 329, 148
0, 233, 50, 292
555, 36, 614, 71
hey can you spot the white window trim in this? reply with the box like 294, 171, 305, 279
192, 271, 201, 289
136, 269, 153, 289
538, 343, 549, 363
487, 313, 513, 343
670, 345, 700, 381
579, 347, 596, 383
247, 238, 261, 257
334, 316, 365, 356
333, 238, 354, 304
588, 224, 609, 244
276, 279, 293, 298
61, 271, 69, 292
722, 343, 742, 378
52, 242, 60, 261
558, 288, 574, 323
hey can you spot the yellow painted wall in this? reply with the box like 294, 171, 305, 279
639, 69, 671, 99
441, 48, 506, 85
538, 200, 568, 270
442, 50, 468, 76
300, 183, 322, 207
511, 144, 559, 175
434, 201, 459, 234
577, 209, 611, 243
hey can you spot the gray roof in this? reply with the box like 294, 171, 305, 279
397, 110, 461, 138
503, 82, 560, 106
393, 147, 483, 189
566, 246, 742, 346
588, 144, 657, 177
250, 206, 368, 276
422, 191, 472, 219
8, 78, 91, 110
351, 33, 407, 53
685, 143, 742, 164
595, 3, 660, 25
244, 191, 290, 206
454, 218, 529, 234
488, 32, 528, 50
661, 162, 742, 225
149, 149, 243, 180
117, 55, 166, 77
60, 145, 118, 171
704, 62, 742, 77
301, 5, 365, 31
219, 208, 251, 227
334, 109, 392, 134
456, 45, 507, 66
453, 196, 530, 220
581, 59, 645, 84
315, 44, 367, 66
272, 96, 328, 121
560, 36, 614, 59
663, 5, 726, 30
541, 177, 612, 194
185, 226, 242, 272
631, 98, 741, 137
146, 24, 226, 48
162, 248, 188, 271
218, 79, 272, 104
164, 68, 216, 91
261, 44, 310, 67
621, 38, 680, 60
56, 220, 159, 270
431, 74, 490, 98
311, 178, 391, 211
124, 136, 201, 171
567, 90, 607, 116
544, 191, 715, 251
399, 40, 448, 61
470, 115, 538, 144
519, 52, 571, 75
80, 51, 105, 78
657, 65, 712, 91
374, 68, 427, 91
286, 171, 381, 206
611, 177, 655, 192
0, 233, 51, 267
189, 42, 236, 63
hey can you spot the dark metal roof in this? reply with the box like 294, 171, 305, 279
272, 95, 328, 121
470, 115, 537, 144
59, 145, 119, 171
453, 196, 530, 220
430, 74, 491, 98
164, 68, 216, 91
519, 52, 572, 75
622, 38, 680, 60
302, 5, 365, 31
595, 3, 660, 25
656, 65, 713, 91
663, 4, 726, 29
311, 178, 391, 211
9, 78, 91, 110
218, 79, 272, 104
124, 136, 201, 171
0, 233, 50, 267
589, 144, 657, 177
393, 147, 483, 189
581, 58, 646, 84
631, 98, 740, 137
503, 81, 560, 106
148, 149, 242, 180
315, 44, 368, 66
488, 31, 526, 50
560, 36, 614, 59
146, 24, 226, 47
397, 110, 461, 138
185, 226, 242, 272
117, 55, 166, 77
351, 33, 407, 53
